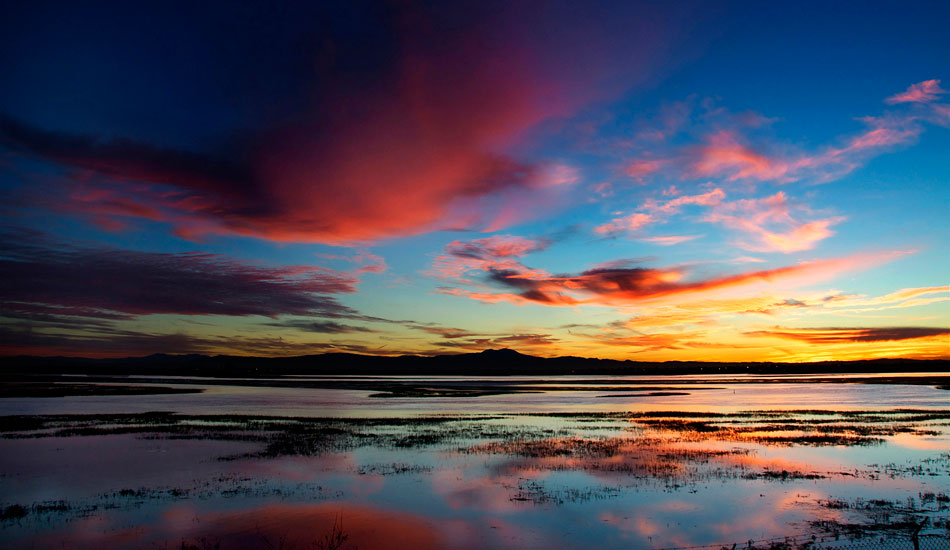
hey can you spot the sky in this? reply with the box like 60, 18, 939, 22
1, 1, 948, 361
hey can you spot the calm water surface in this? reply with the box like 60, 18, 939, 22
1, 375, 948, 549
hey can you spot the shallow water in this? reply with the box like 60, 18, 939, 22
1, 374, 948, 417
1, 375, 948, 549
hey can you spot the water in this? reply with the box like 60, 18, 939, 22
1, 374, 947, 417
1, 375, 948, 549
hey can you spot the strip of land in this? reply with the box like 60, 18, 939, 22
2, 348, 947, 377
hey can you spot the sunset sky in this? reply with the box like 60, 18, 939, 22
1, 1, 948, 361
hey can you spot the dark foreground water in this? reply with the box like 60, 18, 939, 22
1, 374, 948, 549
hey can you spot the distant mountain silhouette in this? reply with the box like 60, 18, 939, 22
479, 348, 527, 358
0, 349, 946, 377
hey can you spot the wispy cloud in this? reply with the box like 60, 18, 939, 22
747, 326, 949, 343
643, 188, 726, 214
687, 130, 795, 182
704, 192, 845, 253
597, 187, 841, 252
594, 188, 724, 238
262, 320, 377, 334
435, 235, 908, 308
639, 235, 702, 246
435, 333, 559, 352
885, 79, 946, 104
594, 213, 655, 236
615, 80, 946, 187
429, 235, 551, 280
0, 324, 408, 358
0, 230, 363, 320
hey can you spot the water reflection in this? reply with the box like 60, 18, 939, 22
1, 381, 949, 548
1, 376, 947, 417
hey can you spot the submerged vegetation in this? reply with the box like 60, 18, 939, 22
3, 409, 949, 453
1, 374, 948, 549
2, 409, 949, 533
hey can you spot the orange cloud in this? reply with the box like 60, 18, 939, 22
748, 326, 949, 343
616, 285, 946, 331
810, 285, 949, 314
437, 238, 908, 308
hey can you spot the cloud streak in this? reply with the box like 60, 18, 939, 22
0, 324, 407, 358
617, 80, 946, 187
0, 231, 362, 320
435, 234, 908, 308
885, 79, 946, 104
430, 235, 551, 281
596, 188, 842, 252
703, 192, 845, 253
748, 326, 949, 343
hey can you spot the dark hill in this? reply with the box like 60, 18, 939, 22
0, 349, 946, 377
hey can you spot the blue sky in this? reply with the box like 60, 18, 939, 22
1, 1, 947, 360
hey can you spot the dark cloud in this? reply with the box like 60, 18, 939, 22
0, 308, 122, 332
0, 231, 360, 319
0, 325, 403, 358
484, 265, 688, 305
748, 326, 950, 343
405, 325, 480, 339
445, 236, 551, 261
742, 297, 811, 315
0, 115, 260, 202
264, 320, 377, 334
434, 333, 558, 351
441, 251, 897, 308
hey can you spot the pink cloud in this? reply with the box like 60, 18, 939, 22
429, 235, 550, 280
930, 103, 950, 125
594, 212, 655, 235
885, 79, 946, 104
643, 187, 726, 214
625, 159, 667, 181
591, 182, 614, 198
595, 187, 725, 238
0, 5, 682, 245
661, 185, 681, 196
640, 235, 701, 245
354, 252, 387, 274
597, 187, 840, 253
618, 81, 940, 186
594, 187, 723, 238
446, 235, 549, 259
688, 131, 793, 182
704, 192, 845, 253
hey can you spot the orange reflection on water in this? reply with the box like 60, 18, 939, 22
35, 502, 447, 550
